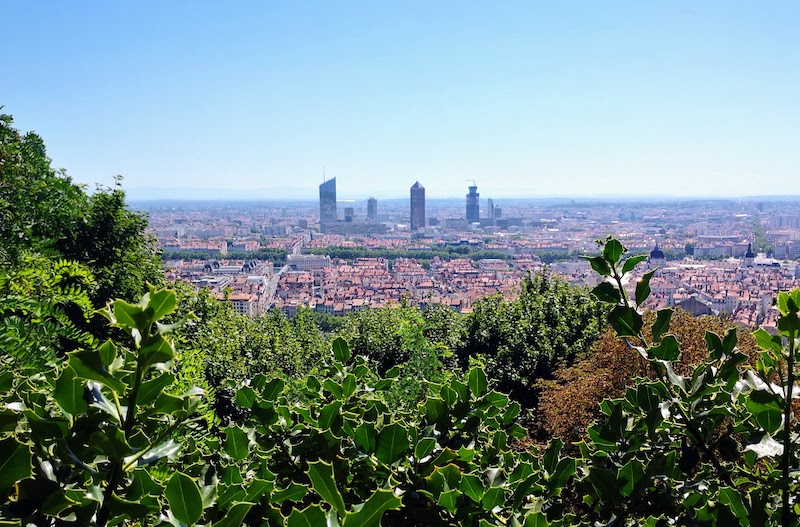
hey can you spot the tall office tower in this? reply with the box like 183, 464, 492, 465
344, 207, 354, 222
367, 197, 377, 221
487, 198, 494, 219
493, 206, 502, 219
466, 184, 480, 222
410, 181, 425, 231
319, 178, 337, 222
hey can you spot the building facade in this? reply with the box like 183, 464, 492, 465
466, 184, 480, 223
319, 178, 337, 222
367, 197, 377, 221
410, 181, 425, 231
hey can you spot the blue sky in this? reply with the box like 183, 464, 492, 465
4, 2, 799, 199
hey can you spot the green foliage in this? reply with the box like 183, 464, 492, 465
460, 271, 605, 406
1, 112, 163, 352
580, 235, 799, 526
305, 245, 513, 263
161, 247, 289, 265
219, 337, 574, 526
57, 177, 164, 310
335, 305, 461, 408
0, 113, 87, 265
169, 284, 328, 423
0, 287, 208, 526
0, 253, 96, 370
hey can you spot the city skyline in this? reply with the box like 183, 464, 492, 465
5, 2, 800, 199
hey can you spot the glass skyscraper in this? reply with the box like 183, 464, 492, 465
319, 178, 337, 222
410, 181, 425, 231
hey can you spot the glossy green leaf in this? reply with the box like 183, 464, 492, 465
0, 438, 33, 490
602, 238, 625, 265
341, 374, 357, 398
165, 472, 203, 526
618, 459, 645, 497
468, 367, 488, 397
342, 488, 402, 527
307, 461, 346, 515
97, 339, 118, 367
68, 351, 126, 393
111, 299, 143, 329
584, 256, 611, 277
650, 335, 680, 361
415, 437, 436, 460
272, 483, 308, 504
753, 328, 782, 354
461, 474, 484, 503
332, 337, 351, 363
135, 439, 180, 467
423, 397, 447, 423
543, 438, 563, 475
651, 309, 673, 343
148, 288, 177, 320
481, 487, 505, 510
138, 373, 175, 405
140, 335, 175, 365
287, 504, 327, 527
635, 269, 656, 306
549, 458, 575, 495
224, 427, 250, 461
621, 254, 648, 276
718, 487, 748, 519
210, 502, 254, 527
592, 281, 621, 303
53, 366, 87, 415
438, 489, 460, 514
261, 378, 285, 401
608, 306, 643, 338
375, 423, 409, 464
354, 422, 376, 453
319, 401, 342, 430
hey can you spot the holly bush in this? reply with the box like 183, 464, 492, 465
0, 287, 210, 526
579, 236, 799, 526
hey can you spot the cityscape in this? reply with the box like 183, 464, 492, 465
5, 2, 800, 524
139, 177, 800, 331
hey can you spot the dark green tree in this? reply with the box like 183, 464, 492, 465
0, 113, 86, 265
459, 270, 606, 406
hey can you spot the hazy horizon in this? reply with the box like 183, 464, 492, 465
6, 2, 799, 199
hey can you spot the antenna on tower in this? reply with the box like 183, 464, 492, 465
323, 166, 326, 182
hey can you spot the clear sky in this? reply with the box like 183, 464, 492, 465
4, 1, 799, 200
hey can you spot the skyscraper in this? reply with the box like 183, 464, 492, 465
466, 183, 479, 223
319, 178, 336, 222
367, 197, 377, 221
487, 198, 494, 219
410, 181, 425, 231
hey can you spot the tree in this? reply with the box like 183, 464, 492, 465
57, 177, 163, 309
536, 309, 760, 446
459, 271, 606, 407
0, 112, 87, 265
0, 113, 163, 330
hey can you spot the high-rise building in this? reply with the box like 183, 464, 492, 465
367, 197, 377, 221
466, 184, 480, 223
344, 207, 354, 222
319, 178, 337, 222
410, 181, 425, 231
487, 198, 494, 219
